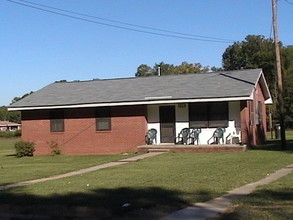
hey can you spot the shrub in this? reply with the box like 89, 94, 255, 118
0, 130, 21, 138
48, 140, 62, 155
14, 129, 22, 137
15, 141, 35, 157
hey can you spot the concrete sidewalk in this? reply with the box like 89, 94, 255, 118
0, 152, 165, 191
160, 164, 293, 220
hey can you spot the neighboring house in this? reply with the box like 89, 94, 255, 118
0, 121, 21, 131
8, 69, 272, 155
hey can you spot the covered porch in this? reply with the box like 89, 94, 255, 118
146, 101, 244, 146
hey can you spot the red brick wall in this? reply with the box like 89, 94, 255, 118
240, 100, 249, 145
240, 83, 267, 146
21, 106, 148, 155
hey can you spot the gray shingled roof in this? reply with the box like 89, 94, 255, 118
9, 69, 267, 109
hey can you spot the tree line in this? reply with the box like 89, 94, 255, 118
0, 92, 33, 123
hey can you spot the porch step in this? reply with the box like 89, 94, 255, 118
148, 148, 170, 153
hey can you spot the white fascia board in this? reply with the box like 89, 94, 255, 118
8, 96, 251, 111
256, 70, 273, 104
265, 97, 273, 104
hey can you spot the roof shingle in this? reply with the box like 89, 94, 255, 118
9, 69, 266, 109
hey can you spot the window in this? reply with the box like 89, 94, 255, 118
189, 102, 228, 128
189, 103, 208, 127
96, 107, 111, 131
50, 110, 64, 132
209, 102, 228, 127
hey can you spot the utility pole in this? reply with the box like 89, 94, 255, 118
272, 0, 286, 150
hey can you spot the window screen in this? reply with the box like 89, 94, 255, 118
96, 107, 111, 131
50, 110, 64, 132
189, 102, 228, 128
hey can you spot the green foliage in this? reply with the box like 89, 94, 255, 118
48, 140, 62, 155
10, 91, 34, 105
0, 106, 21, 123
14, 140, 35, 157
210, 66, 223, 72
222, 35, 276, 86
222, 35, 293, 120
283, 46, 293, 120
0, 91, 33, 124
135, 61, 210, 77
135, 64, 155, 77
0, 130, 21, 138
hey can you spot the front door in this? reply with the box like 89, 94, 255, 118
160, 106, 175, 143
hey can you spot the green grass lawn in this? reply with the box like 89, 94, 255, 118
219, 132, 293, 220
0, 138, 134, 185
220, 172, 293, 220
266, 129, 293, 141
0, 136, 292, 219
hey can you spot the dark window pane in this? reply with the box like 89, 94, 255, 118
209, 102, 228, 127
96, 107, 111, 131
50, 110, 64, 132
189, 102, 228, 128
189, 103, 208, 128
50, 119, 64, 132
96, 118, 111, 131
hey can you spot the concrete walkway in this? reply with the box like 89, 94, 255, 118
160, 164, 293, 220
0, 152, 165, 191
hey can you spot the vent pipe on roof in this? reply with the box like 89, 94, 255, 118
158, 66, 161, 76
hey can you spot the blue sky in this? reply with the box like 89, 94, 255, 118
1, 0, 292, 106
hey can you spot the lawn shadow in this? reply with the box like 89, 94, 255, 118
250, 139, 293, 152
5, 154, 17, 157
0, 187, 215, 220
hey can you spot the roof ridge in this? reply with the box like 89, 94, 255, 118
53, 69, 263, 84
55, 72, 215, 84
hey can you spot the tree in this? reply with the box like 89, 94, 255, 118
0, 106, 9, 121
176, 62, 209, 74
283, 46, 293, 120
10, 91, 33, 105
135, 61, 210, 76
222, 35, 276, 89
0, 92, 33, 124
0, 106, 20, 123
135, 64, 155, 77
222, 35, 293, 121
210, 66, 223, 72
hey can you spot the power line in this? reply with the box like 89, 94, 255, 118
6, 0, 235, 43
18, 0, 235, 42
